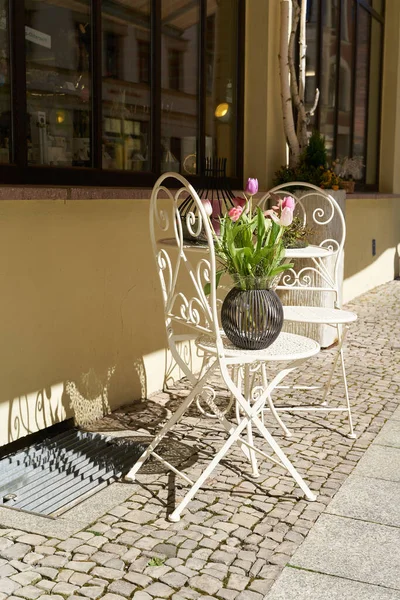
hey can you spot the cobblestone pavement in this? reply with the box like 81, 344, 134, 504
0, 280, 399, 600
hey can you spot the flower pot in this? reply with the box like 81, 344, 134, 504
221, 285, 283, 350
341, 180, 355, 194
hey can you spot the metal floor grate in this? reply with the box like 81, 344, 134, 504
0, 429, 146, 517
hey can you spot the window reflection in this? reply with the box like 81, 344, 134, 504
336, 0, 354, 158
161, 0, 200, 175
102, 1, 151, 172
0, 0, 10, 163
25, 0, 91, 167
319, 0, 339, 156
205, 0, 238, 177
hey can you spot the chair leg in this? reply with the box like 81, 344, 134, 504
244, 365, 260, 479
261, 363, 292, 437
339, 336, 356, 439
124, 360, 218, 482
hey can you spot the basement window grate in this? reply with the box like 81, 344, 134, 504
0, 429, 146, 517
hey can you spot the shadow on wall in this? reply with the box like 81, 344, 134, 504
0, 198, 198, 446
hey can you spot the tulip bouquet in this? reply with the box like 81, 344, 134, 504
203, 179, 295, 291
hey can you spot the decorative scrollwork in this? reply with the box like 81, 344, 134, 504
280, 266, 332, 289
319, 238, 340, 253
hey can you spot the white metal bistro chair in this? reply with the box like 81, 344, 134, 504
125, 173, 320, 521
258, 182, 357, 438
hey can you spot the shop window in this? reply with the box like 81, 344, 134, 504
25, 0, 92, 167
0, 0, 244, 187
314, 0, 384, 187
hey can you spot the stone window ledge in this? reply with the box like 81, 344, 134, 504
0, 186, 399, 201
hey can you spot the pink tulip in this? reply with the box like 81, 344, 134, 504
245, 178, 258, 195
228, 206, 244, 222
280, 206, 294, 226
264, 209, 280, 224
281, 196, 295, 210
201, 198, 213, 216
232, 196, 247, 208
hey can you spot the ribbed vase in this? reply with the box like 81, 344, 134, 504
221, 285, 283, 350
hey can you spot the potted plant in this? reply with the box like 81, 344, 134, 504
273, 130, 341, 190
204, 179, 295, 350
282, 216, 312, 249
333, 156, 364, 194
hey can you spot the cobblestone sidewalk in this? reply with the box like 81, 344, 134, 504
0, 280, 399, 600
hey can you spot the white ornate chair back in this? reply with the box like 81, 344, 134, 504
258, 182, 346, 304
150, 172, 224, 356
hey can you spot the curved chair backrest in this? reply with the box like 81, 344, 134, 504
257, 182, 346, 299
150, 172, 224, 354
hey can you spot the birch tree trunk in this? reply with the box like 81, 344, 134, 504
279, 0, 300, 167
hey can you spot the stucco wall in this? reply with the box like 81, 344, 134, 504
0, 199, 202, 446
343, 196, 400, 303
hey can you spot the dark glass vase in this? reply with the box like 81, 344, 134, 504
221, 278, 284, 350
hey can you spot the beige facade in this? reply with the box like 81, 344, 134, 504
1, 0, 400, 447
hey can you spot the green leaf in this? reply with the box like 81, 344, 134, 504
204, 269, 225, 296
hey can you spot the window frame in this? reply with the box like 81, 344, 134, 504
312, 0, 385, 190
0, 0, 245, 189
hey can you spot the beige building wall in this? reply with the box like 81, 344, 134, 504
0, 199, 198, 446
344, 196, 400, 303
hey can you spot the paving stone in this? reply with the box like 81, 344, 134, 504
79, 586, 105, 599
91, 551, 119, 566
0, 563, 17, 577
290, 514, 400, 589
90, 567, 125, 580
36, 580, 56, 592
65, 561, 96, 573
327, 475, 400, 528
131, 593, 152, 600
1, 544, 31, 561
16, 536, 47, 547
235, 591, 263, 600
23, 554, 44, 566
39, 555, 67, 569
123, 511, 155, 525
13, 584, 42, 599
0, 577, 21, 595
123, 572, 152, 587
162, 571, 188, 588
52, 582, 79, 595
266, 568, 400, 600
189, 574, 220, 596
35, 567, 58, 579
226, 573, 249, 591
120, 548, 141, 562
10, 572, 41, 586
145, 582, 175, 597
108, 580, 136, 597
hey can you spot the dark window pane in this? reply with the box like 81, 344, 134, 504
336, 0, 354, 158
365, 18, 382, 185
352, 7, 370, 173
0, 1, 10, 163
305, 0, 319, 128
319, 0, 339, 156
102, 1, 151, 172
205, 0, 238, 177
161, 0, 200, 175
25, 0, 92, 167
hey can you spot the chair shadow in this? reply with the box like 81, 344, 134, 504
82, 400, 168, 434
